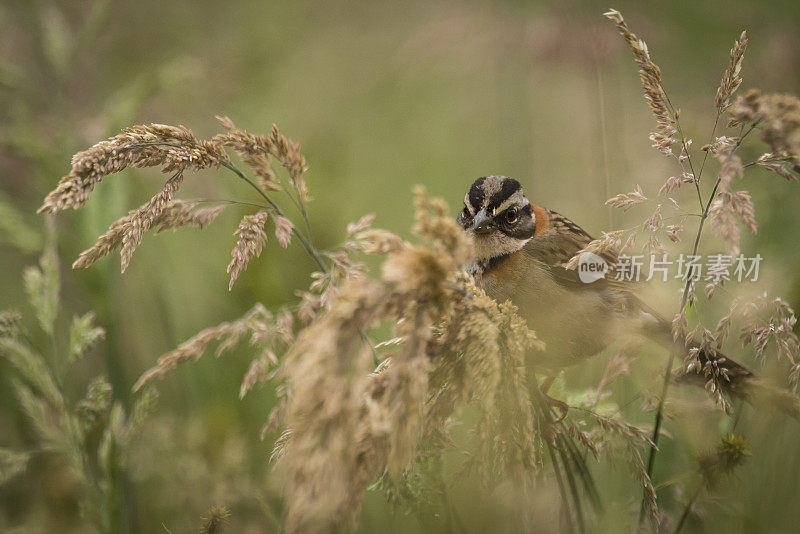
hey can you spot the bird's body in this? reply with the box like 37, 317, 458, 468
475, 238, 630, 370
459, 176, 645, 371
457, 175, 754, 386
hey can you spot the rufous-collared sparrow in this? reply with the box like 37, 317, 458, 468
457, 175, 753, 393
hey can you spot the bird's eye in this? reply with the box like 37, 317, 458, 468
505, 208, 518, 224
458, 206, 472, 227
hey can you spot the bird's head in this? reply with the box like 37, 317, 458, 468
457, 175, 539, 263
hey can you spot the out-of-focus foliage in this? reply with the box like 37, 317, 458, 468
3, 0, 800, 532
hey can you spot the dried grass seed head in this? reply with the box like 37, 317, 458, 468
605, 9, 677, 156
716, 31, 748, 113
227, 211, 271, 290
39, 124, 225, 214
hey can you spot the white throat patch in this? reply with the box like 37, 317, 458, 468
470, 233, 531, 263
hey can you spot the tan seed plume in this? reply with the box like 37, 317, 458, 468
134, 304, 270, 391
716, 31, 748, 113
73, 198, 224, 271
227, 211, 270, 290
39, 124, 224, 214
605, 9, 677, 157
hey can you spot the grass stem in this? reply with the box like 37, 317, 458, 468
640, 121, 759, 522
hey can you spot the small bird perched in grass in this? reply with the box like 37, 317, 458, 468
457, 175, 777, 408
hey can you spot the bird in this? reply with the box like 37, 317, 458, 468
456, 175, 757, 400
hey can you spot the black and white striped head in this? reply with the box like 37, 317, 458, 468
457, 176, 536, 262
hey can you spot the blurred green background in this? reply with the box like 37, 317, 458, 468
2, 0, 800, 532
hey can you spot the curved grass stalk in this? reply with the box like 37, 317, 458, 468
640, 121, 759, 521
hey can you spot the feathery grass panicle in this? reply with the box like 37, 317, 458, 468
119, 172, 184, 271
134, 304, 271, 390
604, 9, 800, 526
75, 376, 113, 433
421, 282, 544, 506
310, 250, 368, 309
708, 190, 755, 256
0, 448, 31, 485
2, 248, 160, 531
239, 352, 276, 399
706, 145, 755, 255
277, 189, 561, 533
281, 279, 389, 533
698, 434, 751, 488
730, 90, 800, 176
68, 312, 105, 364
714, 150, 744, 194
605, 184, 647, 210
214, 117, 309, 201
42, 119, 312, 279
756, 152, 799, 182
468, 299, 542, 486
73, 199, 224, 271
152, 202, 226, 234
23, 242, 60, 336
716, 31, 748, 113
0, 310, 23, 339
267, 124, 309, 201
736, 295, 800, 392
658, 176, 682, 196
380, 308, 434, 483
227, 211, 270, 290
199, 505, 231, 534
216, 115, 280, 192
0, 336, 64, 408
39, 124, 225, 214
604, 9, 677, 157
666, 224, 683, 243
346, 214, 375, 236
642, 204, 663, 232
273, 214, 293, 248
356, 228, 405, 255
276, 194, 467, 531
411, 186, 473, 264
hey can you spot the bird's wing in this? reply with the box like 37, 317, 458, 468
523, 209, 632, 294
519, 208, 764, 400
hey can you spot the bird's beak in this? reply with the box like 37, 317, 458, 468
473, 209, 495, 234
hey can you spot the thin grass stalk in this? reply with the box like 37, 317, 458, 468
216, 153, 385, 367
641, 121, 760, 521
547, 440, 577, 534
217, 150, 384, 366
195, 198, 272, 210
218, 159, 329, 273
529, 373, 584, 534
121, 141, 330, 274
696, 113, 722, 183
729, 401, 745, 432
673, 486, 701, 534
559, 430, 602, 511
661, 89, 705, 210
556, 441, 587, 534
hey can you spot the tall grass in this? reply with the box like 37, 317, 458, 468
601, 8, 800, 529
4, 6, 800, 534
